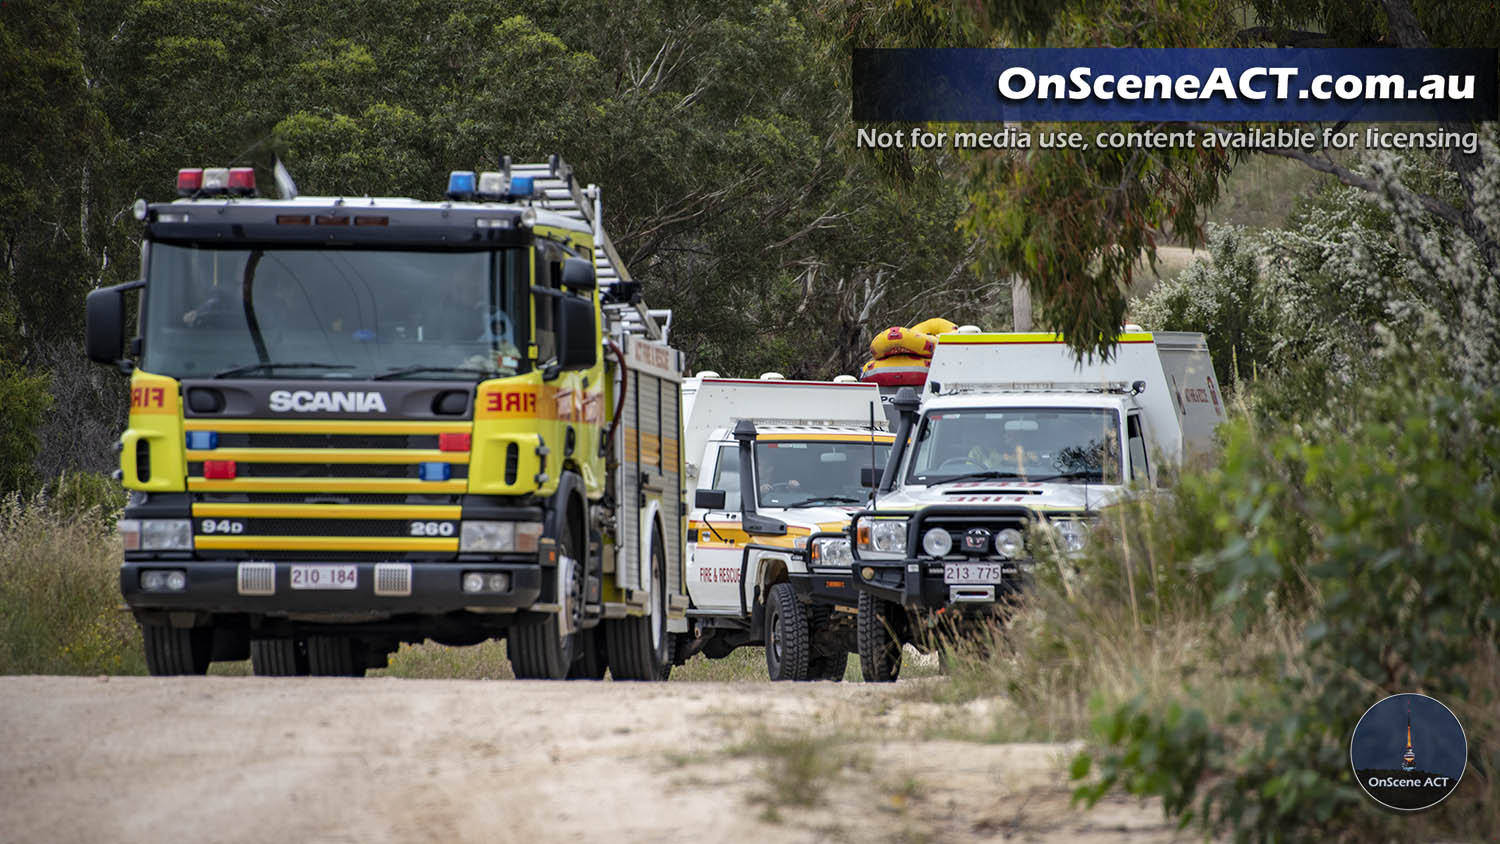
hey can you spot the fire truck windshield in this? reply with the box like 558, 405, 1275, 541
906, 407, 1123, 485
140, 243, 527, 380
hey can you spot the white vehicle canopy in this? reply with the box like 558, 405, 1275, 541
924, 331, 1225, 464
681, 377, 885, 485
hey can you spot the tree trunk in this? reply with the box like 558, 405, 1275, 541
1011, 275, 1032, 331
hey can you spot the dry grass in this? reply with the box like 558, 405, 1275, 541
0, 492, 143, 675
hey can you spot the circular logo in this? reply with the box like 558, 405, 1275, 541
1350, 693, 1466, 811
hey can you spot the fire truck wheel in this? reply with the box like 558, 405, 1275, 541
141, 623, 212, 676
764, 582, 810, 682
510, 516, 584, 680
857, 591, 903, 683
306, 635, 365, 676
250, 638, 309, 676
567, 626, 608, 680
605, 527, 671, 681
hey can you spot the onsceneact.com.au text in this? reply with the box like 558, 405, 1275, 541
997, 67, 1478, 102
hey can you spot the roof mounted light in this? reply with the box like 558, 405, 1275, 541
227, 167, 256, 196
201, 168, 230, 194
176, 168, 203, 196
476, 171, 508, 200
509, 176, 534, 198
446, 170, 476, 200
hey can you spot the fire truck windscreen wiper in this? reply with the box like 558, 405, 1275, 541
924, 470, 1026, 487
784, 495, 863, 509
213, 361, 355, 378
373, 365, 494, 380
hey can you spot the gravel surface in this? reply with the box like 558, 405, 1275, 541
0, 676, 1178, 843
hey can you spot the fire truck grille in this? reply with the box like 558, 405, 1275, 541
193, 493, 460, 505
201, 518, 450, 538
189, 462, 469, 480
216, 433, 441, 450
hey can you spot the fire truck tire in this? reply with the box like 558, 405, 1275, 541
857, 591, 903, 683
141, 623, 212, 676
605, 527, 671, 681
567, 626, 608, 680
764, 582, 810, 681
511, 515, 584, 680
250, 638, 308, 676
806, 605, 846, 681
306, 635, 365, 676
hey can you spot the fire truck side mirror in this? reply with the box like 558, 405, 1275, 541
85, 285, 127, 365
557, 295, 597, 371
860, 466, 883, 488
560, 257, 596, 292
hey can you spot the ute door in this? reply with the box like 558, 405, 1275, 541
687, 443, 749, 612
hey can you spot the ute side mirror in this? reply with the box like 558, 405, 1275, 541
560, 257, 596, 292
860, 466, 883, 488
694, 488, 727, 510
556, 295, 597, 372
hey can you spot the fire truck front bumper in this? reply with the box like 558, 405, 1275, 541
120, 559, 544, 615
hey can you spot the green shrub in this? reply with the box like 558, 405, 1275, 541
0, 492, 144, 675
0, 364, 53, 494
1070, 363, 1500, 842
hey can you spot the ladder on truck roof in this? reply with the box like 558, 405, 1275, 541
509, 156, 670, 343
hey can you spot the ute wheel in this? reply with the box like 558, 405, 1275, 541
250, 638, 309, 676
764, 582, 810, 681
306, 635, 364, 676
567, 626, 608, 680
142, 623, 213, 676
857, 591, 903, 683
605, 526, 671, 681
511, 512, 584, 680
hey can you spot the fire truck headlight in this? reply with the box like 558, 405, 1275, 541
459, 522, 544, 553
460, 521, 513, 552
139, 519, 193, 550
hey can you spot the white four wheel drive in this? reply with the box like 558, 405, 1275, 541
850, 331, 1226, 681
675, 376, 891, 680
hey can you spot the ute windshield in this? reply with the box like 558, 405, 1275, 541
906, 407, 1122, 485
753, 440, 891, 508
140, 243, 527, 380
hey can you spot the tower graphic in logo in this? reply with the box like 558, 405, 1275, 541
1401, 703, 1417, 772
1351, 692, 1466, 811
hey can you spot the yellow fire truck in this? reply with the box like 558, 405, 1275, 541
85, 157, 686, 679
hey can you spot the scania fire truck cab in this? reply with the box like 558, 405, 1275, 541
86, 159, 687, 680
850, 331, 1224, 681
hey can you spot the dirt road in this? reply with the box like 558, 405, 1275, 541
0, 676, 1175, 843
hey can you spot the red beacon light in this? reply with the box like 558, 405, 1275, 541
227, 167, 256, 196
176, 168, 204, 196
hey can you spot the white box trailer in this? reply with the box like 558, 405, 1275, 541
925, 330, 1226, 465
